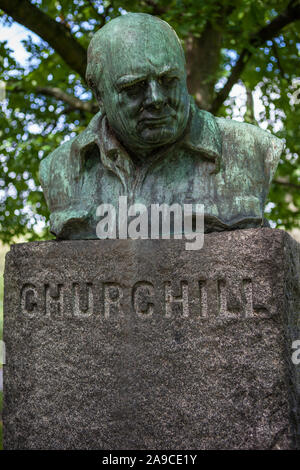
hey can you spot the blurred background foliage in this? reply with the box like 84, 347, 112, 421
1, 0, 299, 451
0, 0, 299, 244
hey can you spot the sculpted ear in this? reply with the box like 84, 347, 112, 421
94, 89, 104, 112
264, 134, 285, 184
39, 154, 52, 205
86, 80, 104, 112
85, 65, 104, 112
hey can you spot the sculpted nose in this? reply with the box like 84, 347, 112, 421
144, 80, 164, 109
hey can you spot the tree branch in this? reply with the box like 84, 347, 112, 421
211, 0, 300, 113
0, 0, 87, 80
271, 40, 285, 78
36, 87, 98, 113
7, 82, 98, 114
273, 179, 300, 190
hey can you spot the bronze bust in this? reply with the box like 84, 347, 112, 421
39, 13, 284, 239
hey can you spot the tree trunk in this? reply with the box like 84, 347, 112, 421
244, 87, 256, 125
185, 23, 222, 111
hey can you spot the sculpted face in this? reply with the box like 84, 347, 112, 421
89, 15, 190, 157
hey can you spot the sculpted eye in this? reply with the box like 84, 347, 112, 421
159, 75, 178, 86
124, 80, 147, 95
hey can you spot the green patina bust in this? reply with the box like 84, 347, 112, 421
39, 13, 284, 239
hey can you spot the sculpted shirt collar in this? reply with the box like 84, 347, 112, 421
70, 97, 222, 189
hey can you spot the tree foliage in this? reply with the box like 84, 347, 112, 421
0, 0, 299, 243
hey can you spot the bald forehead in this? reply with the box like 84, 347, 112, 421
86, 14, 186, 95
101, 15, 182, 49
111, 36, 183, 78
88, 14, 184, 71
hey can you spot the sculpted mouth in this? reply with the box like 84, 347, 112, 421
140, 116, 171, 126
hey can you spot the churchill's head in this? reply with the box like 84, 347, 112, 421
86, 13, 190, 157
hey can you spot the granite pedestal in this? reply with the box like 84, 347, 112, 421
3, 229, 300, 449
